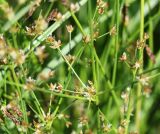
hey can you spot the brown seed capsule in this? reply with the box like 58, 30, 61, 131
1, 104, 22, 125
27, 0, 41, 19
46, 36, 55, 43
120, 119, 127, 127
145, 45, 155, 63
25, 25, 36, 36
136, 39, 145, 49
93, 30, 99, 39
47, 9, 63, 22
11, 106, 22, 117
38, 70, 54, 81
34, 16, 48, 34
35, 46, 48, 63
97, 0, 102, 6
102, 123, 112, 132
136, 75, 149, 86
83, 35, 91, 44
133, 61, 141, 69
98, 7, 104, 14
8, 47, 25, 65
0, 35, 6, 46
61, 0, 69, 6
79, 116, 88, 125
50, 40, 62, 49
121, 91, 129, 103
56, 83, 63, 92
88, 80, 93, 86
97, 0, 106, 8
119, 52, 127, 61
65, 54, 75, 63
66, 25, 74, 33
66, 121, 72, 128
143, 86, 152, 97
144, 33, 149, 40
109, 26, 116, 36
118, 126, 125, 134
50, 83, 57, 91
24, 77, 35, 91
70, 3, 79, 12
27, 6, 37, 18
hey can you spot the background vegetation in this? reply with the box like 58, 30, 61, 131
0, 0, 160, 133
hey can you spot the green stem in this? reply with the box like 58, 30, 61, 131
112, 0, 119, 87
125, 71, 136, 134
125, 91, 133, 134
147, 0, 154, 68
138, 66, 160, 75
92, 6, 98, 21
69, 46, 85, 70
31, 91, 46, 118
57, 48, 87, 89
70, 11, 85, 35
3, 79, 92, 101
93, 47, 120, 108
136, 0, 144, 132
148, 72, 160, 79
48, 92, 53, 115
88, 0, 99, 104
10, 65, 28, 123
69, 32, 71, 54
97, 32, 110, 39
44, 1, 54, 18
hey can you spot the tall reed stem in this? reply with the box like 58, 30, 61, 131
136, 0, 144, 132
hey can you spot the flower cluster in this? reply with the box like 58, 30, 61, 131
35, 46, 48, 63
49, 38, 62, 49
49, 83, 63, 93
97, 0, 108, 15
70, 3, 80, 12
136, 75, 149, 86
57, 113, 72, 128
99, 113, 112, 133
47, 9, 63, 22
120, 87, 131, 115
119, 52, 127, 61
27, 0, 42, 19
0, 35, 26, 65
24, 77, 36, 91
26, 15, 48, 35
78, 115, 88, 128
136, 33, 149, 49
82, 35, 91, 44
145, 45, 156, 64
66, 25, 74, 33
109, 25, 117, 36
83, 80, 96, 100
65, 54, 75, 63
38, 69, 55, 81
1, 102, 23, 125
